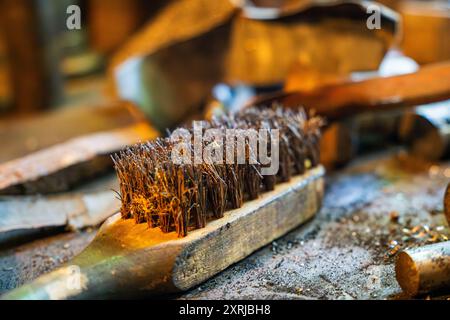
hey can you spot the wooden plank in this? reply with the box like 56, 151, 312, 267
0, 101, 148, 163
0, 174, 120, 247
251, 62, 450, 121
400, 1, 450, 64
0, 102, 159, 195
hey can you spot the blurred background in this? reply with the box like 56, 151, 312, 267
0, 0, 164, 112
0, 0, 449, 198
0, 0, 448, 180
0, 0, 447, 118
0, 0, 449, 299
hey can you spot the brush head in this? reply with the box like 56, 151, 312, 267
112, 106, 323, 237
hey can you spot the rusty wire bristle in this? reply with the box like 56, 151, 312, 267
112, 106, 324, 237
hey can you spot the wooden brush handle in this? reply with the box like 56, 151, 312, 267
2, 167, 324, 299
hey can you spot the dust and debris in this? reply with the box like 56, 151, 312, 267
0, 231, 95, 294
390, 211, 399, 222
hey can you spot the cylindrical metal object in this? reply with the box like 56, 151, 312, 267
395, 241, 450, 296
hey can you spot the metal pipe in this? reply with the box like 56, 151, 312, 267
395, 241, 450, 296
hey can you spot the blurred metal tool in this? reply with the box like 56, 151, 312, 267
399, 100, 450, 161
